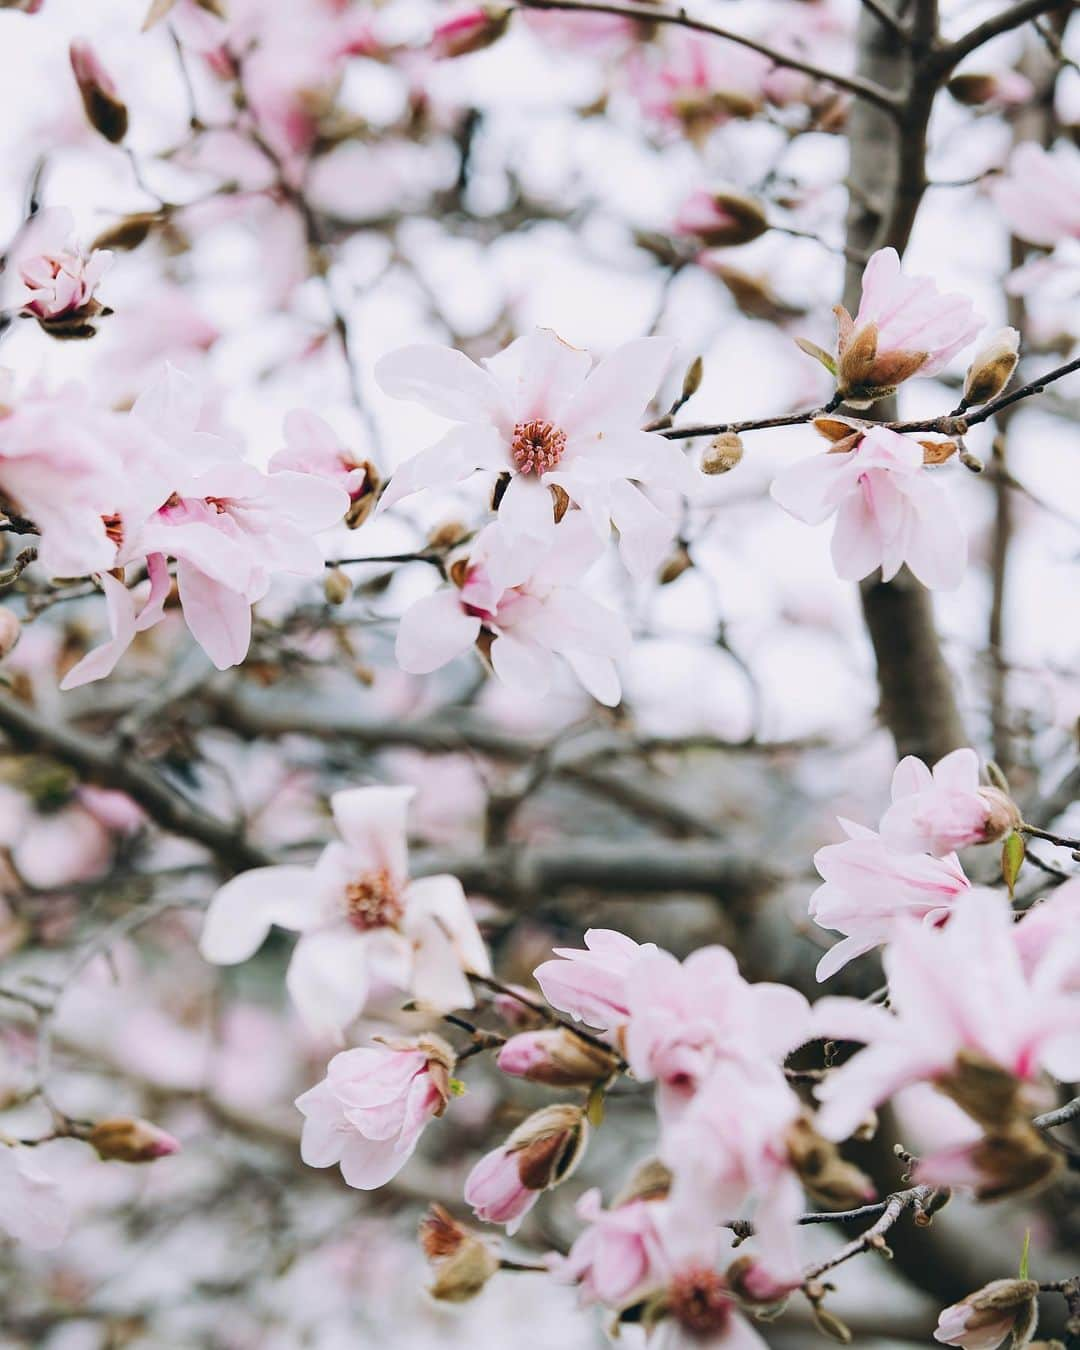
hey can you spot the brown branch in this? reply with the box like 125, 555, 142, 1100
939, 0, 1070, 71
802, 1185, 937, 1282
513, 0, 902, 113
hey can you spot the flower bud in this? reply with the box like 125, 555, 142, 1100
976, 787, 1022, 843
681, 355, 704, 402
507, 1103, 589, 1191
427, 520, 470, 552
674, 189, 769, 248
702, 433, 744, 475
88, 1117, 180, 1163
419, 1204, 500, 1302
497, 1028, 620, 1088
612, 1156, 672, 1206
947, 72, 1034, 109
786, 1116, 876, 1210
431, 5, 511, 59
0, 608, 21, 660
323, 567, 352, 605
491, 984, 546, 1030
658, 544, 692, 584
70, 40, 128, 144
963, 327, 1020, 406
91, 212, 161, 253
934, 1278, 1039, 1348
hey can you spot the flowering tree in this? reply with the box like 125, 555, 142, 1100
0, 0, 1078, 1346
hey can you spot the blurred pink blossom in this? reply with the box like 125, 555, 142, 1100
879, 748, 1019, 856
533, 927, 654, 1032
0, 1145, 69, 1249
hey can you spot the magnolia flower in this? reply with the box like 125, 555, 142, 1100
552, 1187, 670, 1310
270, 409, 372, 523
879, 749, 1020, 857
829, 247, 983, 405
934, 1279, 1039, 1349
810, 818, 972, 979
813, 891, 1080, 1143
1011, 879, 1080, 985
60, 367, 349, 688
991, 142, 1080, 249
0, 1145, 69, 1249
430, 5, 510, 59
395, 515, 631, 706
69, 38, 128, 142
200, 786, 491, 1041
0, 782, 137, 891
497, 1028, 619, 1087
770, 425, 967, 590
627, 29, 768, 139
295, 1036, 455, 1188
672, 189, 768, 248
661, 1061, 806, 1289
465, 1104, 588, 1235
533, 928, 656, 1033
624, 946, 811, 1120
376, 328, 691, 577
14, 207, 112, 332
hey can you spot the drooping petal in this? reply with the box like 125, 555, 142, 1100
175, 561, 252, 670
285, 926, 375, 1042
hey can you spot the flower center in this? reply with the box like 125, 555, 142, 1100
669, 1267, 733, 1337
344, 868, 404, 932
511, 420, 566, 476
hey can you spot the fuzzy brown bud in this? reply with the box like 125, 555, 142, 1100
658, 544, 693, 584
497, 1028, 620, 1088
963, 327, 1020, 406
88, 1117, 180, 1163
612, 1157, 672, 1207
786, 1115, 876, 1210
702, 433, 744, 475
506, 1104, 588, 1192
70, 40, 128, 143
419, 1205, 500, 1302
323, 568, 352, 605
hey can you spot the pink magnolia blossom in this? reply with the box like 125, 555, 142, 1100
376, 328, 692, 577
770, 425, 968, 590
934, 1280, 1039, 1349
813, 891, 1080, 1143
831, 247, 983, 403
14, 207, 112, 325
465, 1104, 587, 1236
464, 1140, 540, 1235
991, 142, 1080, 249
295, 1036, 454, 1189
662, 1061, 807, 1289
0, 1145, 69, 1249
0, 782, 141, 891
430, 5, 510, 60
810, 818, 971, 980
879, 749, 1020, 857
395, 515, 631, 706
270, 409, 370, 504
522, 8, 636, 52
533, 928, 655, 1032
672, 189, 767, 249
1011, 879, 1080, 985
624, 946, 811, 1120
60, 367, 349, 688
551, 1187, 670, 1310
200, 785, 491, 1040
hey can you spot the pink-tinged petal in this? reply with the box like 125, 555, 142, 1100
59, 571, 139, 690
378, 423, 508, 511
176, 562, 252, 670
285, 927, 374, 1042
497, 471, 558, 541
490, 631, 556, 693
261, 468, 350, 534
295, 1080, 347, 1167
810, 996, 897, 1045
337, 1133, 413, 1189
409, 915, 476, 1011
891, 755, 933, 801
560, 336, 676, 437
933, 748, 980, 794
898, 475, 967, 590
830, 490, 883, 581
406, 873, 491, 980
376, 344, 507, 424
396, 589, 480, 674
199, 865, 320, 964
329, 785, 414, 882
538, 511, 606, 584
815, 935, 879, 982
770, 451, 854, 525
562, 648, 621, 706
482, 329, 593, 423
608, 478, 675, 579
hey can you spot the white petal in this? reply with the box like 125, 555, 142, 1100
497, 472, 557, 541
286, 927, 375, 1041
560, 336, 676, 437
395, 590, 480, 674
378, 424, 508, 512
176, 562, 252, 670
330, 786, 414, 882
376, 344, 507, 424
482, 329, 593, 423
199, 865, 320, 964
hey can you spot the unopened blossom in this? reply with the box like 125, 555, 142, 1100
69, 38, 128, 142
661, 1061, 807, 1290
624, 945, 811, 1120
395, 515, 631, 706
88, 1117, 180, 1163
813, 891, 1080, 1143
551, 1186, 670, 1310
627, 29, 769, 140
829, 247, 983, 405
770, 424, 967, 590
673, 189, 769, 249
963, 328, 1020, 407
947, 70, 1035, 110
497, 1027, 620, 1087
376, 328, 692, 577
0, 1145, 69, 1249
934, 1278, 1039, 1349
533, 928, 656, 1033
15, 207, 112, 333
465, 1104, 588, 1235
296, 1036, 455, 1188
200, 785, 491, 1040
419, 1204, 500, 1303
879, 749, 1020, 857
810, 818, 972, 980
991, 142, 1080, 249
430, 5, 510, 59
